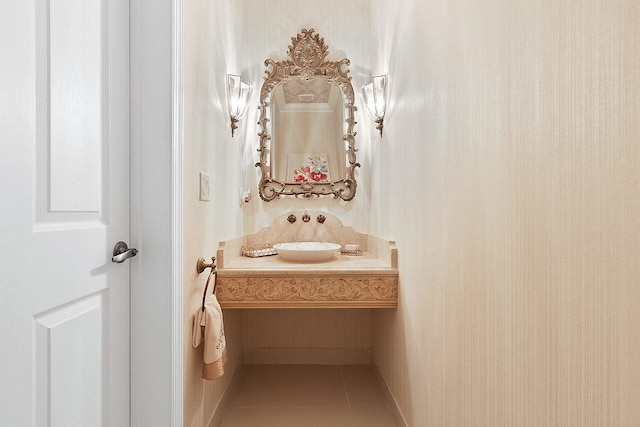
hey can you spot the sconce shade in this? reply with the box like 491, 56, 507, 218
362, 75, 387, 137
227, 74, 251, 137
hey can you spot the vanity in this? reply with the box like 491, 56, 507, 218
215, 211, 398, 309
212, 31, 397, 309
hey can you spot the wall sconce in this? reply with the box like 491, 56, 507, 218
226, 74, 251, 137
362, 75, 388, 137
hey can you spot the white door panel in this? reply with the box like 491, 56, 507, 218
35, 293, 106, 426
0, 0, 131, 426
47, 0, 103, 212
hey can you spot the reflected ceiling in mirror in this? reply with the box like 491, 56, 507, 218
271, 78, 345, 183
256, 29, 359, 201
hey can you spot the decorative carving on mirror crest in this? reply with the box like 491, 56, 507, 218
257, 29, 359, 201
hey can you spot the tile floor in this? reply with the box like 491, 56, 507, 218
220, 364, 398, 427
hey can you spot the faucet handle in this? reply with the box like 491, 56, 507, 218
317, 214, 326, 224
287, 214, 297, 224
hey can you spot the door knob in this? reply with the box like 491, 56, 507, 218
112, 241, 138, 263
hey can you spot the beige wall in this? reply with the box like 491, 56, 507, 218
369, 0, 640, 425
243, 308, 371, 349
184, 0, 640, 425
182, 1, 245, 426
236, 0, 376, 357
238, 0, 373, 234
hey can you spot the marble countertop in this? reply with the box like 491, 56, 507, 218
219, 251, 396, 275
213, 220, 398, 308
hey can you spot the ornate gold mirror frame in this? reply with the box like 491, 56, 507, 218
256, 29, 359, 201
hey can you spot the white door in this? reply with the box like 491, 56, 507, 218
0, 0, 131, 426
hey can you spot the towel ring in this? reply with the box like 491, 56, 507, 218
197, 257, 217, 312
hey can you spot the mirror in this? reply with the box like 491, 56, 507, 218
256, 29, 359, 201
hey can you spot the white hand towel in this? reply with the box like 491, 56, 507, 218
192, 294, 227, 380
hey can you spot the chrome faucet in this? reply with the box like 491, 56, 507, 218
302, 211, 311, 222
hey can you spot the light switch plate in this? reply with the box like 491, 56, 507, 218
199, 172, 210, 201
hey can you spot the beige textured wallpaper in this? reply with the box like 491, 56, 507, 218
184, 2, 374, 424
243, 309, 371, 349
182, 1, 245, 426
238, 0, 374, 360
184, 0, 639, 425
238, 0, 373, 234
369, 0, 640, 425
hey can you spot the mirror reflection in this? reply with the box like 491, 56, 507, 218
271, 78, 345, 183
256, 28, 358, 201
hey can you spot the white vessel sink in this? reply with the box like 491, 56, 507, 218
273, 242, 341, 262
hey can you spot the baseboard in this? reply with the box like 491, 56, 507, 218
244, 348, 371, 365
207, 356, 245, 427
371, 355, 408, 427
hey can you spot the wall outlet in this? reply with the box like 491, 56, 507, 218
199, 172, 210, 201
241, 190, 251, 205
